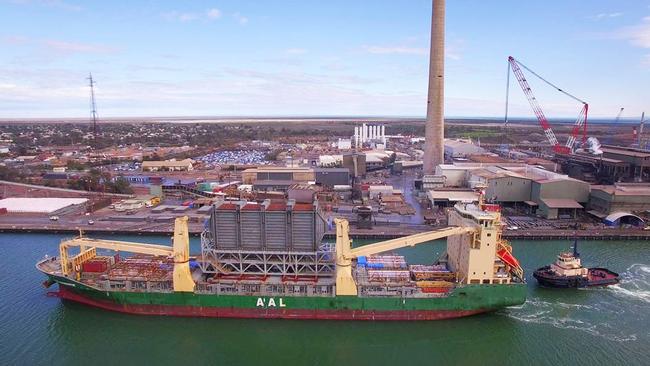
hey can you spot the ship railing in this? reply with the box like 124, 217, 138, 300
193, 282, 335, 297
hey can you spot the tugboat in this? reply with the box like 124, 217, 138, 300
533, 239, 620, 288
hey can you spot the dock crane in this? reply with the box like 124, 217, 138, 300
506, 56, 589, 154
601, 108, 625, 146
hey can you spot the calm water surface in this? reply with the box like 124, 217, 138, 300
0, 233, 648, 366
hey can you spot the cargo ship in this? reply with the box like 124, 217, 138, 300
533, 239, 619, 288
38, 198, 526, 320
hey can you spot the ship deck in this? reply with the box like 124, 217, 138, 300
37, 254, 466, 299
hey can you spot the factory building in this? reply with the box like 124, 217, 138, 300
435, 164, 483, 187
337, 138, 352, 150
353, 123, 387, 147
444, 139, 486, 158
287, 184, 318, 203
430, 163, 590, 218
314, 168, 350, 188
342, 153, 366, 178
242, 167, 314, 185
242, 167, 349, 192
0, 197, 88, 215
558, 152, 630, 184
589, 184, 650, 215
470, 169, 532, 202
142, 159, 194, 172
427, 190, 479, 207
601, 146, 650, 180
531, 178, 589, 219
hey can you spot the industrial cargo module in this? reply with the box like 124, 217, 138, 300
37, 198, 527, 320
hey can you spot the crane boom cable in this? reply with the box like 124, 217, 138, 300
513, 58, 587, 105
508, 57, 558, 144
504, 61, 511, 146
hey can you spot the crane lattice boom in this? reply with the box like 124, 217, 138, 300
507, 56, 588, 154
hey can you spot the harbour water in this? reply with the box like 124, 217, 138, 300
0, 233, 648, 366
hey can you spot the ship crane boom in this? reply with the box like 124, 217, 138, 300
334, 218, 476, 296
59, 217, 195, 292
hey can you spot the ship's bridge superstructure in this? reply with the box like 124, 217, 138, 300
446, 201, 519, 285
551, 252, 587, 277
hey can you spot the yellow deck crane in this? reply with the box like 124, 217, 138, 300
59, 217, 195, 292
334, 218, 476, 296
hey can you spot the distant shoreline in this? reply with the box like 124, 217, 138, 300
0, 116, 636, 125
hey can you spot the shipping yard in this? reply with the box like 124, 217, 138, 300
2, 0, 650, 365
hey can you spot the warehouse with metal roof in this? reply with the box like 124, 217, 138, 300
0, 197, 88, 214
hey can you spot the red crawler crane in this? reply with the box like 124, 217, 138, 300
506, 56, 589, 154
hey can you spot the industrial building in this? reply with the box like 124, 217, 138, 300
353, 123, 387, 147
243, 167, 313, 184
444, 139, 486, 158
560, 152, 631, 183
0, 197, 88, 215
429, 163, 590, 218
589, 184, 650, 215
342, 153, 366, 178
600, 145, 650, 180
337, 138, 352, 150
142, 159, 194, 172
242, 167, 349, 191
314, 168, 350, 188
427, 190, 479, 207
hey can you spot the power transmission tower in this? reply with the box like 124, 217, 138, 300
88, 73, 99, 149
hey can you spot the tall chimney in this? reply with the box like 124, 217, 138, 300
423, 0, 445, 174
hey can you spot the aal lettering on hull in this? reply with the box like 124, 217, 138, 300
256, 297, 286, 308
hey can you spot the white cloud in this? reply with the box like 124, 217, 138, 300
363, 42, 463, 60
286, 48, 307, 55
43, 40, 118, 54
9, 0, 81, 12
2, 35, 30, 45
164, 8, 242, 23
179, 13, 198, 22
617, 16, 650, 48
161, 11, 199, 22
642, 54, 650, 66
206, 8, 221, 19
363, 45, 428, 55
233, 12, 249, 25
590, 12, 623, 20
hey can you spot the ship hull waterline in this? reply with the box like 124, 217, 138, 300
44, 275, 527, 321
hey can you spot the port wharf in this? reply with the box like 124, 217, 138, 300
1, 222, 649, 240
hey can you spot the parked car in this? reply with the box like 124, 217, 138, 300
49, 216, 59, 221
87, 220, 95, 225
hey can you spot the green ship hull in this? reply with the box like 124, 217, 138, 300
46, 273, 527, 321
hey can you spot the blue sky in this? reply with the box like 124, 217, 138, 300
1, 0, 649, 119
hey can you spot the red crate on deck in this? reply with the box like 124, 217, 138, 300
82, 260, 108, 273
